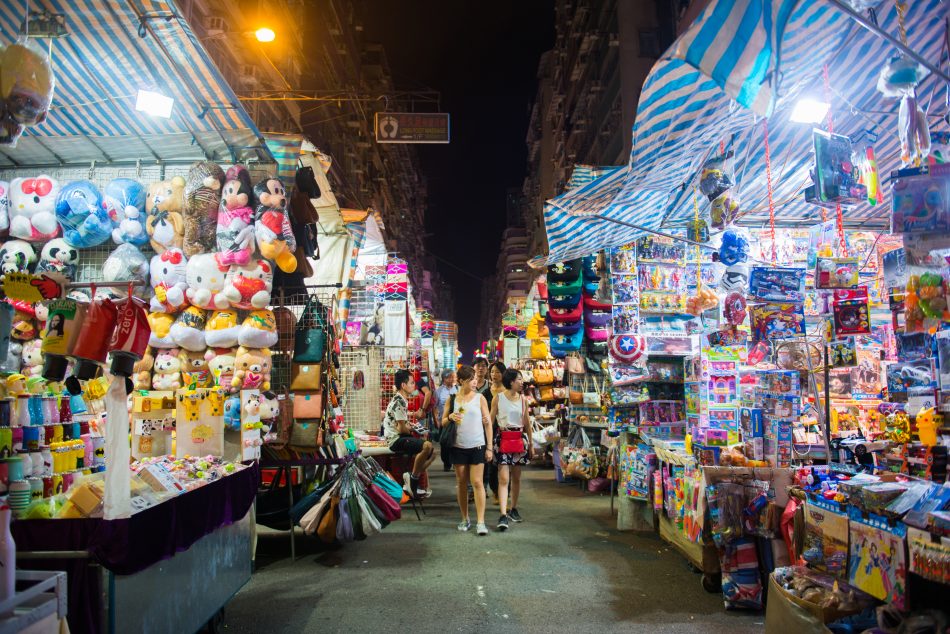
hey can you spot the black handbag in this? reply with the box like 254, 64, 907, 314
439, 395, 458, 470
293, 295, 327, 363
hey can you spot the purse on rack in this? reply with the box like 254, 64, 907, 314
293, 391, 323, 419
539, 385, 555, 402
533, 366, 554, 385
552, 386, 567, 400
317, 495, 340, 543
565, 354, 585, 375
293, 294, 327, 363
290, 363, 323, 391
530, 339, 549, 360
569, 390, 584, 404
290, 419, 324, 448
267, 387, 294, 447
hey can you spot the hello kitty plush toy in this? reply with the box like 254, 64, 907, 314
0, 240, 36, 275
149, 248, 189, 313
35, 238, 78, 279
151, 347, 182, 390
253, 177, 297, 273
104, 178, 148, 246
20, 339, 43, 378
9, 176, 60, 242
185, 253, 229, 310
222, 258, 273, 309
215, 166, 256, 267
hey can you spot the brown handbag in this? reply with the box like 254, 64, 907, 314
533, 367, 554, 385
291, 362, 323, 391
539, 386, 555, 402
266, 387, 294, 447
290, 419, 324, 448
569, 390, 584, 404
272, 305, 297, 354
293, 391, 323, 419
317, 495, 340, 543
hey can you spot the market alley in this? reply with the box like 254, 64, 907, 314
220, 468, 763, 633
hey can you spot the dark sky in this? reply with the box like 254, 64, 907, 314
360, 1, 555, 356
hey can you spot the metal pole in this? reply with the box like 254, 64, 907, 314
822, 0, 950, 86
823, 344, 832, 461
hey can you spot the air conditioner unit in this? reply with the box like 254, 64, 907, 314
204, 16, 226, 35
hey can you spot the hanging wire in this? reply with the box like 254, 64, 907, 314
822, 64, 848, 255
895, 0, 909, 47
762, 119, 777, 264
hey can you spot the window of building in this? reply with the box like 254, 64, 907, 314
638, 29, 661, 59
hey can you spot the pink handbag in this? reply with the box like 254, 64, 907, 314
366, 483, 402, 521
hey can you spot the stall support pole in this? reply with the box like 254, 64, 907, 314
822, 0, 950, 86
824, 345, 832, 460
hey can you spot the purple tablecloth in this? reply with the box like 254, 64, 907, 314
12, 463, 259, 633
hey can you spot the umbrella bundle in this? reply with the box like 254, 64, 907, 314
294, 456, 403, 543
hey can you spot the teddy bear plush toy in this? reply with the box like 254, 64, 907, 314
104, 178, 148, 246
147, 312, 177, 348
215, 166, 256, 267
232, 345, 272, 391
132, 347, 153, 391
206, 347, 237, 391
149, 248, 189, 313
179, 348, 213, 388
183, 161, 225, 257
253, 177, 297, 273
55, 180, 113, 248
145, 176, 186, 254
238, 309, 278, 348
35, 238, 78, 278
20, 339, 42, 378
151, 347, 182, 390
169, 305, 207, 352
185, 253, 229, 310
9, 176, 60, 242
0, 239, 36, 275
222, 258, 273, 309
205, 309, 240, 348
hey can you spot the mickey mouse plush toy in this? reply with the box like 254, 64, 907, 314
253, 177, 297, 273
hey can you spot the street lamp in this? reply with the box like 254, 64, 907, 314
255, 27, 275, 43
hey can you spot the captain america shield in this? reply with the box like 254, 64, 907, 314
609, 334, 646, 364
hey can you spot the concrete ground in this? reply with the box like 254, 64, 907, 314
220, 467, 764, 633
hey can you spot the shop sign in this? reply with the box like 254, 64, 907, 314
374, 112, 450, 144
1, 272, 66, 302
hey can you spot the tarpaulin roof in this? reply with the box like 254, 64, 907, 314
533, 0, 948, 266
0, 0, 273, 167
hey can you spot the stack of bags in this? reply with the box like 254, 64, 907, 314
581, 254, 610, 361
546, 259, 583, 357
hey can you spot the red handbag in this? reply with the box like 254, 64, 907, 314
499, 430, 525, 454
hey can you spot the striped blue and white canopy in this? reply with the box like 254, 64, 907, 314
0, 0, 272, 167
533, 0, 949, 266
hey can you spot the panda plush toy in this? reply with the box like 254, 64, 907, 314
35, 238, 79, 279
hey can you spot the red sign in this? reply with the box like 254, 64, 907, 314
375, 112, 450, 144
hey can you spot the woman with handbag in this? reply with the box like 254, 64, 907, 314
442, 365, 493, 536
489, 369, 533, 531
485, 361, 507, 503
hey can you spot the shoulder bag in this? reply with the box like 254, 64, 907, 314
499, 397, 527, 454
293, 391, 323, 420
565, 353, 585, 376
290, 362, 323, 391
293, 294, 327, 363
317, 495, 341, 543
439, 394, 458, 466
533, 366, 554, 385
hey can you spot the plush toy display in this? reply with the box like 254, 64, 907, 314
215, 166, 256, 267
147, 312, 176, 348
101, 244, 149, 298
55, 180, 112, 248
0, 239, 36, 274
183, 161, 225, 257
238, 309, 278, 348
185, 253, 229, 310
145, 176, 186, 254
259, 390, 280, 424
169, 305, 207, 352
20, 338, 42, 377
151, 347, 182, 390
9, 176, 60, 241
0, 180, 10, 235
34, 238, 77, 278
179, 348, 213, 388
133, 347, 153, 391
223, 394, 241, 430
0, 341, 21, 373
149, 248, 189, 313
207, 347, 237, 390
222, 258, 273, 309
0, 39, 55, 146
205, 309, 240, 348
232, 345, 272, 391
253, 177, 297, 273
103, 178, 148, 246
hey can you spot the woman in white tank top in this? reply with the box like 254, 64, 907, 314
488, 369, 533, 531
441, 365, 493, 536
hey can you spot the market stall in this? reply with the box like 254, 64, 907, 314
529, 0, 950, 624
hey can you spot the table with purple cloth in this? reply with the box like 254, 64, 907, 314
12, 462, 259, 634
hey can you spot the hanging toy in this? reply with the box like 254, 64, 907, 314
723, 292, 747, 326
878, 56, 931, 166
864, 146, 882, 206
718, 227, 750, 266
699, 154, 740, 229
686, 284, 718, 316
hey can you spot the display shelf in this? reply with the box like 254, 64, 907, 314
0, 570, 67, 634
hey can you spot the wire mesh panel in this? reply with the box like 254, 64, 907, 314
377, 346, 430, 415
271, 286, 338, 391
338, 346, 384, 432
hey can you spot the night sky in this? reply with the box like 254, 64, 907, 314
360, 1, 555, 356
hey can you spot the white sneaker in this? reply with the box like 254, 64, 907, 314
402, 472, 413, 496
476, 523, 489, 536
417, 488, 432, 499
457, 519, 471, 532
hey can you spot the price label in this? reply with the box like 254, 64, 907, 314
1, 272, 66, 302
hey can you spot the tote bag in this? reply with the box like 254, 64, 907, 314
293, 295, 327, 363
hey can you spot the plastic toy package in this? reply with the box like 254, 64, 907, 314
636, 235, 684, 263
828, 338, 857, 368
815, 257, 860, 289
890, 164, 950, 234
808, 130, 867, 206
749, 302, 804, 343
748, 266, 806, 302
609, 245, 637, 274
803, 499, 850, 577
894, 331, 931, 362
904, 270, 949, 332
847, 509, 907, 609
833, 299, 871, 336
639, 291, 686, 314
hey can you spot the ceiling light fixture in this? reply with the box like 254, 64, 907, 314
789, 98, 831, 124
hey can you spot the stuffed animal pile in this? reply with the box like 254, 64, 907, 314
0, 161, 302, 396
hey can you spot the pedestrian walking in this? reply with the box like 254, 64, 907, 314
442, 365, 493, 536
490, 369, 532, 531
485, 361, 506, 502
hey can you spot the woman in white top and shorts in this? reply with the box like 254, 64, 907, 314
442, 365, 493, 536
489, 369, 533, 531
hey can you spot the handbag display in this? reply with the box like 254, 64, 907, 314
585, 325, 610, 342
546, 319, 582, 336
533, 366, 554, 385
499, 430, 526, 454
583, 292, 612, 310
530, 340, 549, 360
290, 363, 323, 391
317, 495, 340, 543
584, 307, 611, 328
548, 290, 582, 309
519, 369, 534, 384
547, 303, 582, 323
293, 294, 327, 363
290, 419, 324, 447
550, 329, 584, 357
373, 472, 404, 502
546, 260, 582, 284
569, 390, 584, 404
538, 385, 555, 402
293, 391, 323, 419
272, 305, 297, 354
552, 386, 568, 400
547, 277, 583, 296
565, 354, 585, 375
266, 387, 294, 447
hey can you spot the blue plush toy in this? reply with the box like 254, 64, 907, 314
55, 180, 113, 248
224, 395, 241, 430
719, 228, 750, 266
104, 178, 148, 246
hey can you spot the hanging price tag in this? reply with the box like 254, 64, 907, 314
1, 272, 66, 302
